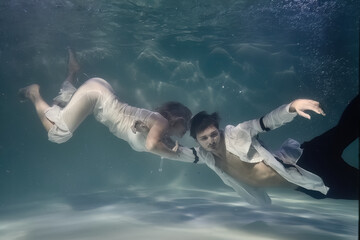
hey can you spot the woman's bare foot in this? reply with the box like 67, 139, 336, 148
18, 84, 53, 131
18, 84, 40, 103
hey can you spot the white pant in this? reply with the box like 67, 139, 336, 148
45, 78, 154, 152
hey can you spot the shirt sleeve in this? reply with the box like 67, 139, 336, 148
261, 103, 298, 131
163, 146, 204, 164
234, 103, 298, 138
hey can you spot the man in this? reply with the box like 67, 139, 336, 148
189, 97, 359, 205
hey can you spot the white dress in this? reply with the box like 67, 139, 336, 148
45, 78, 196, 162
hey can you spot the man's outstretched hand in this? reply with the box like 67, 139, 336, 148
289, 99, 326, 119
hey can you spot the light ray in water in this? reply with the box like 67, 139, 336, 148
0, 187, 357, 240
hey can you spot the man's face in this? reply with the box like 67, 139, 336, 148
196, 125, 221, 152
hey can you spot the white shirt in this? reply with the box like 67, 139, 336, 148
178, 104, 329, 206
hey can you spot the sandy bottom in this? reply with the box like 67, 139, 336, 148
0, 187, 358, 240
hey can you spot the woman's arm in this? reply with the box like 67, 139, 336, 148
131, 117, 198, 163
145, 116, 181, 159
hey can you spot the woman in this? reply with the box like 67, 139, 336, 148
19, 48, 195, 161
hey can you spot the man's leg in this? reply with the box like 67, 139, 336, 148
297, 95, 359, 199
301, 95, 359, 156
333, 95, 360, 154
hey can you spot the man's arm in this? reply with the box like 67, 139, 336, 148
262, 99, 325, 130
236, 99, 325, 137
289, 99, 325, 119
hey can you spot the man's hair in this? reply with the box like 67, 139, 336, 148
155, 101, 192, 123
190, 111, 220, 139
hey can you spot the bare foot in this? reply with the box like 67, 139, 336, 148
18, 84, 40, 103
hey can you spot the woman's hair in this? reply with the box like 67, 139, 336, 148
190, 111, 220, 139
155, 101, 192, 123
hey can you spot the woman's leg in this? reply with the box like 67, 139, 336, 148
19, 48, 82, 132
59, 78, 114, 133
20, 77, 115, 144
18, 84, 54, 131
64, 47, 80, 85
53, 48, 80, 107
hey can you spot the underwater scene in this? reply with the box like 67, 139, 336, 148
0, 0, 359, 239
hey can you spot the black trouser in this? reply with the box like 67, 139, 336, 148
296, 95, 359, 199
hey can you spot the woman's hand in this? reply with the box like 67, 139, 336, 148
172, 141, 179, 152
145, 115, 180, 159
289, 99, 326, 119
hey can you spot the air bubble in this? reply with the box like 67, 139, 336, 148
158, 158, 163, 172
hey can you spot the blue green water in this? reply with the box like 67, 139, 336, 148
0, 0, 358, 239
